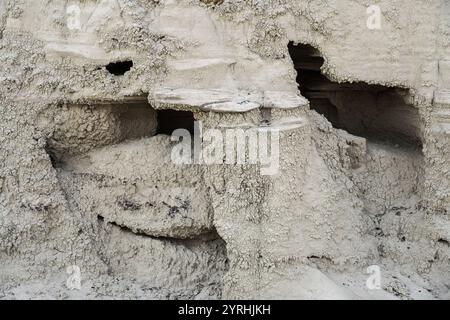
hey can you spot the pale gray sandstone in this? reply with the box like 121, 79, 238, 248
0, 0, 449, 300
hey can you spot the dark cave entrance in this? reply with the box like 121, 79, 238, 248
46, 100, 197, 169
157, 109, 195, 135
287, 42, 422, 147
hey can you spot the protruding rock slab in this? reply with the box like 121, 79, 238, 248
58, 136, 212, 239
263, 91, 309, 109
150, 88, 308, 113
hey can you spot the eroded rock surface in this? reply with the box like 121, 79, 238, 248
0, 0, 449, 300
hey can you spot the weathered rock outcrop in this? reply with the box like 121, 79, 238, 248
0, 0, 449, 299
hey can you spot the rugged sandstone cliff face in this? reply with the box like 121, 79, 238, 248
0, 0, 449, 299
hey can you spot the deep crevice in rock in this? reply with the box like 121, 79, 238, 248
97, 215, 221, 243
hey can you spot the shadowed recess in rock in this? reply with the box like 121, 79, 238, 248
157, 109, 195, 135
45, 100, 157, 166
288, 42, 422, 148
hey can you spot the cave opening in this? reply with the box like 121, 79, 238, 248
46, 100, 198, 169
157, 109, 195, 135
45, 100, 158, 168
288, 42, 422, 148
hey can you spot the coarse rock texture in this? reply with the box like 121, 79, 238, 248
0, 0, 449, 300
58, 136, 213, 239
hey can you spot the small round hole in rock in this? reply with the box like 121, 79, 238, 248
106, 60, 133, 76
